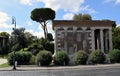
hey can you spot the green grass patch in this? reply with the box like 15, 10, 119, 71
0, 55, 8, 59
0, 63, 10, 68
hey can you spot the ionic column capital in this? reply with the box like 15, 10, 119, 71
73, 27, 77, 30
91, 27, 95, 30
109, 27, 112, 30
64, 27, 68, 30
82, 27, 87, 30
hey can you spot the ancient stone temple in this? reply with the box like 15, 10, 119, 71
52, 20, 115, 57
0, 35, 7, 47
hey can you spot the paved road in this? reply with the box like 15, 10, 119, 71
0, 67, 120, 76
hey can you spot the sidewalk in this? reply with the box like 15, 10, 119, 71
0, 63, 120, 71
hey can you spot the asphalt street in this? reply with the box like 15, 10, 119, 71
0, 67, 120, 76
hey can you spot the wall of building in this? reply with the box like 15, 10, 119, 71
53, 20, 114, 60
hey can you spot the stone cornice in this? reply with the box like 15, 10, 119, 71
52, 20, 116, 30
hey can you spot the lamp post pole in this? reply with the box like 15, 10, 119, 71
12, 16, 16, 70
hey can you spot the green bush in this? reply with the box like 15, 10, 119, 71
54, 51, 70, 66
38, 38, 54, 54
29, 55, 36, 65
108, 49, 120, 63
19, 48, 28, 51
0, 45, 9, 55
8, 51, 32, 65
36, 50, 52, 66
88, 50, 106, 64
28, 43, 43, 55
12, 43, 22, 51
44, 43, 54, 54
73, 50, 88, 65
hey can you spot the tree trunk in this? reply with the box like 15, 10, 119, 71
43, 22, 48, 39
43, 26, 47, 38
40, 21, 48, 39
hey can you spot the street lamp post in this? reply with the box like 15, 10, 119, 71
12, 16, 16, 70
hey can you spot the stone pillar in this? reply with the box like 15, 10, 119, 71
3, 38, 5, 47
73, 27, 77, 52
64, 27, 68, 52
97, 38, 100, 50
105, 31, 108, 52
109, 28, 112, 50
100, 29, 104, 52
91, 28, 95, 51
82, 27, 87, 51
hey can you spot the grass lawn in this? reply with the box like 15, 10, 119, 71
0, 63, 10, 68
0, 55, 8, 59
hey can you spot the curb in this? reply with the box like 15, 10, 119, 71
0, 64, 120, 71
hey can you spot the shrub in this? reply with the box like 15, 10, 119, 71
22, 52, 32, 64
29, 55, 36, 65
36, 50, 52, 66
54, 51, 70, 66
28, 43, 43, 55
108, 49, 120, 63
19, 48, 28, 51
44, 43, 54, 54
12, 43, 22, 51
88, 50, 106, 64
73, 50, 88, 65
39, 38, 54, 54
8, 51, 32, 65
0, 45, 9, 55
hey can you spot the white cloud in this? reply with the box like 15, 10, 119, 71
104, 0, 120, 4
0, 11, 12, 29
26, 22, 54, 38
0, 12, 9, 23
0, 23, 11, 29
20, 0, 33, 5
20, 0, 85, 13
20, 0, 96, 14
38, 22, 53, 33
38, 22, 54, 37
25, 21, 33, 26
37, 0, 84, 13
115, 0, 120, 4
26, 29, 44, 38
63, 13, 74, 20
80, 5, 97, 14
117, 23, 120, 27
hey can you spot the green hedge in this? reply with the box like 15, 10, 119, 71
73, 50, 88, 65
88, 50, 106, 64
54, 51, 70, 66
28, 43, 43, 55
36, 50, 52, 66
12, 43, 22, 51
8, 51, 32, 65
29, 55, 36, 65
109, 49, 120, 63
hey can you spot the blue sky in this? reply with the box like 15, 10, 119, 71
0, 0, 120, 38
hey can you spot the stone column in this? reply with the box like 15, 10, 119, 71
91, 28, 95, 51
64, 27, 68, 52
100, 29, 104, 52
82, 27, 87, 51
3, 38, 6, 47
109, 28, 112, 50
105, 31, 108, 52
73, 27, 77, 52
